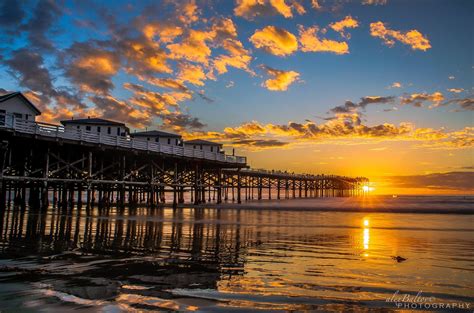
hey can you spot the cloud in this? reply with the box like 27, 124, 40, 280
382, 172, 474, 191
298, 25, 349, 54
90, 95, 151, 128
167, 29, 215, 64
0, 0, 25, 31
232, 139, 290, 149
260, 65, 300, 91
213, 39, 253, 74
362, 0, 388, 5
4, 48, 85, 118
447, 88, 464, 93
250, 26, 298, 56
176, 0, 200, 25
177, 62, 208, 86
370, 21, 431, 51
142, 22, 183, 43
63, 42, 121, 95
21, 0, 62, 51
448, 75, 455, 80
329, 96, 395, 113
311, 0, 322, 10
234, 0, 305, 20
329, 16, 359, 38
442, 98, 474, 111
160, 112, 207, 131
146, 78, 189, 92
389, 82, 402, 89
401, 92, 444, 108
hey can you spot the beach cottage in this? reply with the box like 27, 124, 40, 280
131, 130, 182, 146
60, 117, 129, 137
184, 139, 223, 153
0, 92, 41, 125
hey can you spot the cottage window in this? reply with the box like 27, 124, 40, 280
97, 126, 101, 133
211, 146, 213, 152
117, 128, 120, 136
193, 145, 196, 149
175, 139, 178, 145
14, 113, 22, 119
107, 127, 111, 134
155, 137, 159, 142
77, 125, 80, 129
200, 145, 203, 150
86, 126, 91, 131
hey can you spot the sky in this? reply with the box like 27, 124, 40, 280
0, 0, 472, 195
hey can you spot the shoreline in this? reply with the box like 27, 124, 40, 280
171, 197, 474, 214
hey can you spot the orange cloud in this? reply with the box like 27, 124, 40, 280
329, 16, 359, 38
234, 0, 305, 20
370, 21, 431, 51
298, 25, 349, 54
401, 92, 444, 108
311, 0, 321, 9
142, 23, 183, 43
178, 0, 200, 25
250, 26, 298, 56
121, 38, 172, 76
260, 65, 300, 91
65, 45, 121, 95
177, 62, 207, 86
167, 29, 215, 64
214, 39, 253, 74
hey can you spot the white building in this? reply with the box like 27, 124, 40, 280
184, 139, 223, 153
0, 92, 41, 124
131, 130, 182, 146
60, 118, 129, 136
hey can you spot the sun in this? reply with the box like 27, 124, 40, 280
362, 185, 370, 192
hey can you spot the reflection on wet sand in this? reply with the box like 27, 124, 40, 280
0, 201, 473, 312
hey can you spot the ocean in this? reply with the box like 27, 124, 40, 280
0, 196, 472, 312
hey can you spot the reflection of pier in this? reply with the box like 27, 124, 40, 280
0, 205, 247, 288
0, 94, 368, 210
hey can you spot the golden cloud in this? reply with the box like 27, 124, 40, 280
329, 16, 359, 38
181, 106, 474, 150
167, 29, 215, 64
260, 65, 300, 91
401, 91, 444, 108
234, 0, 305, 20
177, 62, 207, 86
447, 88, 464, 93
250, 26, 298, 56
298, 25, 349, 54
311, 0, 321, 9
370, 21, 431, 51
142, 23, 183, 43
214, 39, 253, 74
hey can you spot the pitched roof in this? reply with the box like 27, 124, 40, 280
0, 92, 42, 115
184, 139, 223, 147
132, 130, 182, 138
60, 118, 126, 126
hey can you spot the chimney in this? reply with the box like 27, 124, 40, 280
88, 116, 90, 119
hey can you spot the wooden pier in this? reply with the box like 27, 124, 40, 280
0, 114, 368, 211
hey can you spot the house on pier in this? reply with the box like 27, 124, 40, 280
0, 92, 41, 124
60, 117, 130, 137
184, 139, 223, 153
131, 130, 182, 146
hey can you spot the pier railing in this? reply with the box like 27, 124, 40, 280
0, 114, 246, 164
